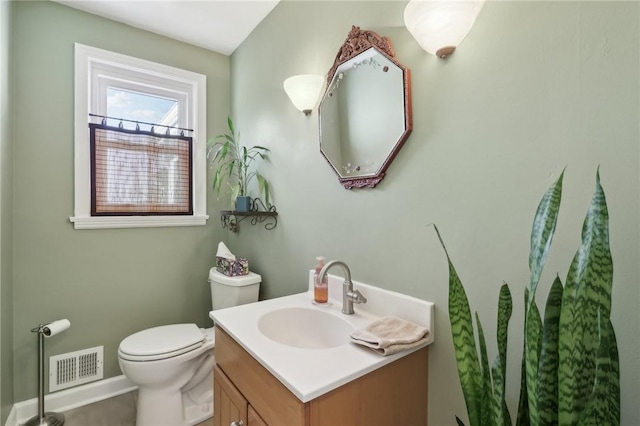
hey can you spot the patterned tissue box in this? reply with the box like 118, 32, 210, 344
216, 256, 249, 276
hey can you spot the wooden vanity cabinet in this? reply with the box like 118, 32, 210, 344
214, 327, 428, 426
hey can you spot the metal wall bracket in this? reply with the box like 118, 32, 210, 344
220, 198, 277, 233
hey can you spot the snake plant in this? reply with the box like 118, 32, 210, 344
433, 169, 619, 426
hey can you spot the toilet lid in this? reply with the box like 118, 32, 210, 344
119, 324, 205, 358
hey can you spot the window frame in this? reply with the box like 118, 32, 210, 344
71, 43, 208, 229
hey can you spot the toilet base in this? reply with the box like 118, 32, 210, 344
183, 369, 214, 425
136, 387, 185, 426
136, 370, 213, 426
134, 368, 214, 426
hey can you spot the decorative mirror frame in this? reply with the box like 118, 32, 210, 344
319, 26, 412, 189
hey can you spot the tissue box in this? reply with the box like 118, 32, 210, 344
216, 257, 249, 276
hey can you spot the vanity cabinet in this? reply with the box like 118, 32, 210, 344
213, 327, 428, 426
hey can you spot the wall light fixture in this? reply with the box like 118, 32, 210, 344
283, 74, 324, 116
404, 0, 486, 59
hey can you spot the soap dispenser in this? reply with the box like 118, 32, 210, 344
313, 256, 328, 304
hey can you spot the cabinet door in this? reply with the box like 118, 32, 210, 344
214, 365, 248, 426
248, 405, 268, 426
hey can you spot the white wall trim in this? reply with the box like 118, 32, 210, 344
4, 407, 16, 426
5, 375, 136, 426
69, 214, 209, 229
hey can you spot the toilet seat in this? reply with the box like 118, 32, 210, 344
119, 323, 205, 361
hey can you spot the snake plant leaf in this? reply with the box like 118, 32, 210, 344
576, 312, 620, 426
524, 171, 563, 426
491, 358, 508, 426
516, 290, 530, 426
433, 225, 482, 426
537, 276, 563, 426
525, 295, 542, 426
606, 316, 621, 424
558, 170, 613, 424
496, 284, 512, 390
525, 300, 542, 426
496, 284, 512, 426
491, 360, 501, 425
528, 170, 564, 302
475, 313, 493, 426
516, 353, 530, 426
448, 261, 483, 426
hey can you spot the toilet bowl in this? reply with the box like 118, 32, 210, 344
118, 268, 261, 426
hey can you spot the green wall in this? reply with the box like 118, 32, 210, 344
229, 1, 640, 424
9, 1, 230, 401
1, 0, 14, 423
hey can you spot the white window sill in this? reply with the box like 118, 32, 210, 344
69, 215, 209, 230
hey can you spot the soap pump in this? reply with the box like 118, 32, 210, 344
313, 256, 328, 304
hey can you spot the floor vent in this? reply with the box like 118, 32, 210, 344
49, 346, 104, 392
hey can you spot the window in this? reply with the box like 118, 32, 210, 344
71, 44, 208, 229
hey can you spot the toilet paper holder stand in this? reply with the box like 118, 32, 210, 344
25, 320, 70, 426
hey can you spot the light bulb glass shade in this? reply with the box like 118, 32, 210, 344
283, 74, 324, 115
404, 0, 485, 58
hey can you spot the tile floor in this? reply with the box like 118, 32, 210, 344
47, 391, 212, 426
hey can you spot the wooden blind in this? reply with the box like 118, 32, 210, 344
89, 123, 193, 216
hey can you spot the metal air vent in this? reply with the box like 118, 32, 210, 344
49, 346, 104, 392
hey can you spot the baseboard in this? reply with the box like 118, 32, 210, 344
5, 375, 137, 426
4, 406, 16, 426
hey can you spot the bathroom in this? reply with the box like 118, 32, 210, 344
1, 1, 639, 425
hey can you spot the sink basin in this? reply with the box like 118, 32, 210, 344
258, 307, 355, 349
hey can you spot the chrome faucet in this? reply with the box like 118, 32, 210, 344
317, 260, 367, 315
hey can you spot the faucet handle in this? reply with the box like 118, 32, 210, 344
347, 289, 367, 304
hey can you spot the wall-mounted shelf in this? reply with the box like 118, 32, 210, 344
220, 198, 277, 233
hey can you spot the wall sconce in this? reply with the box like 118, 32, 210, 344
404, 0, 486, 59
283, 74, 324, 116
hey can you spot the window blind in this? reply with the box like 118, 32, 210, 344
89, 123, 193, 216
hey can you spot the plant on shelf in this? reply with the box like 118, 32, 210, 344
207, 116, 271, 212
432, 168, 619, 426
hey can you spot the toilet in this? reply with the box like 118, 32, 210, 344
118, 268, 261, 426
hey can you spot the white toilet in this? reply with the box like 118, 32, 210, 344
118, 268, 261, 426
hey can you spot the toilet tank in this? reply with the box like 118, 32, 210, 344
209, 268, 261, 311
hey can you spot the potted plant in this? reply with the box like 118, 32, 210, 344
432, 169, 619, 426
207, 116, 271, 212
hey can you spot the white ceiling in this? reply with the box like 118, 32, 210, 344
54, 0, 280, 55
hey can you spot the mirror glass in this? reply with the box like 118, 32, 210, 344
319, 27, 412, 189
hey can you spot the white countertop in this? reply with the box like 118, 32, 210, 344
210, 272, 435, 402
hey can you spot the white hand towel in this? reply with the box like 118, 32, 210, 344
216, 241, 236, 260
350, 316, 429, 356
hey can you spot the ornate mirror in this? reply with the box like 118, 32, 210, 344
319, 26, 412, 189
